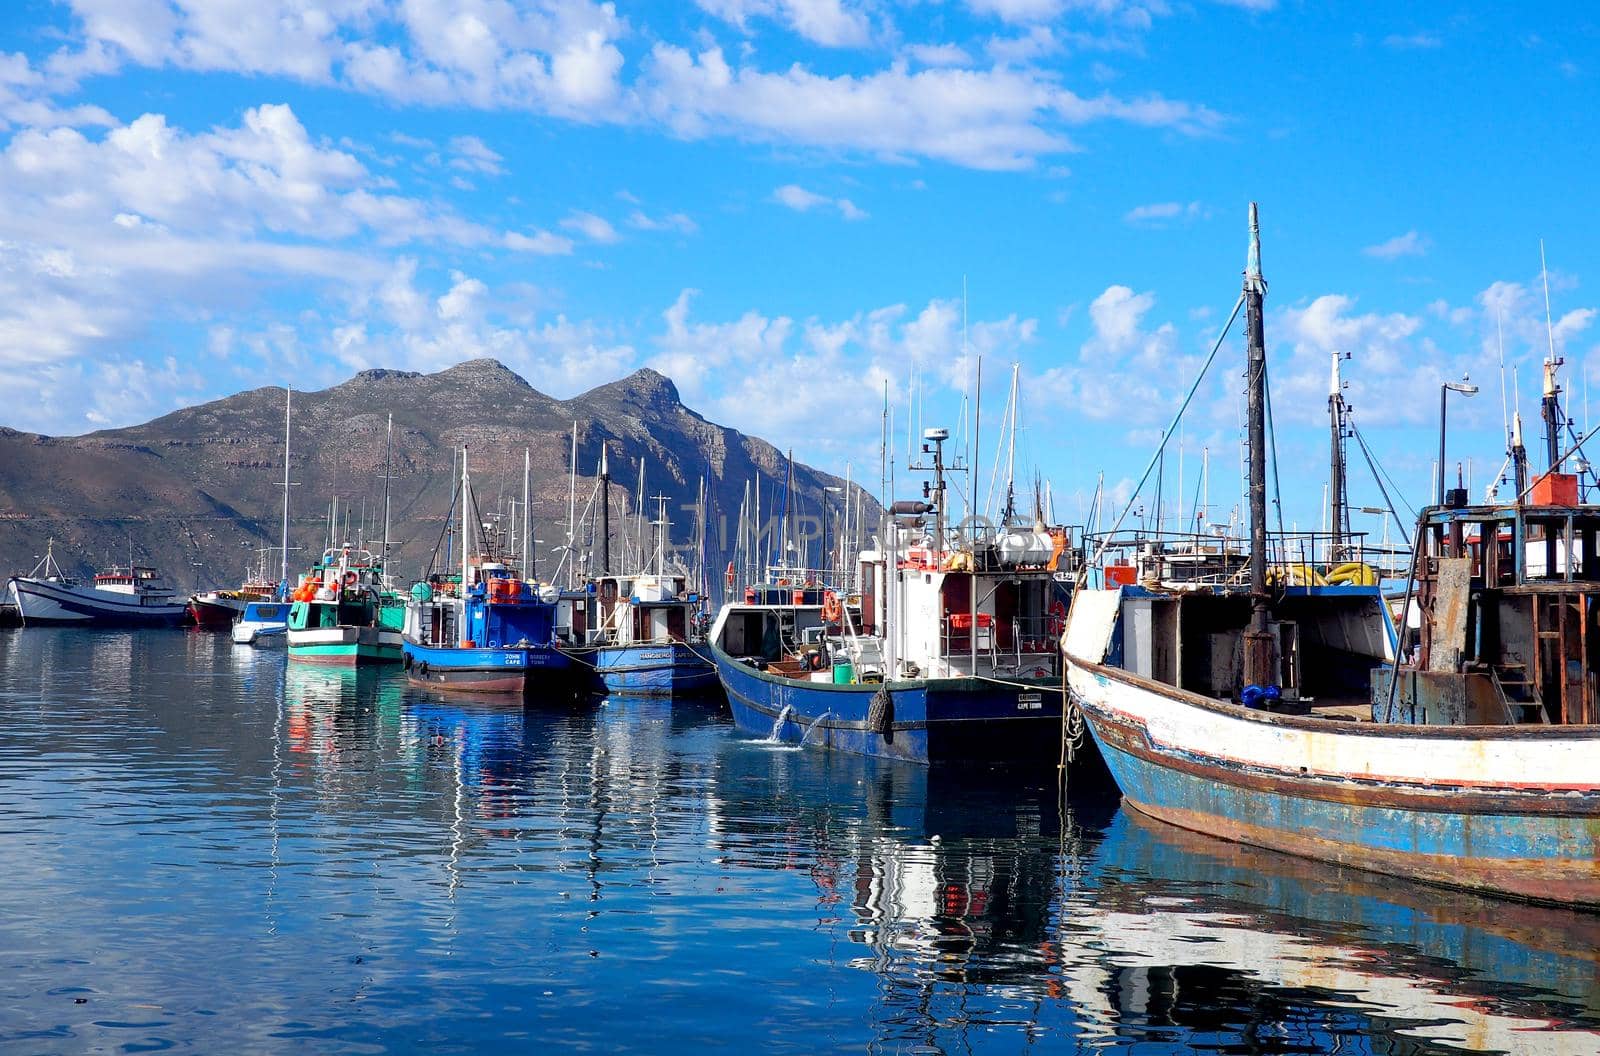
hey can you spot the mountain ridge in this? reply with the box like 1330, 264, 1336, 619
0, 359, 875, 594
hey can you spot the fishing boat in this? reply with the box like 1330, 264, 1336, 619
1063, 204, 1600, 908
189, 564, 278, 629
286, 546, 404, 665
401, 447, 573, 694
709, 428, 1076, 764
231, 599, 290, 646
571, 464, 716, 695
7, 539, 188, 626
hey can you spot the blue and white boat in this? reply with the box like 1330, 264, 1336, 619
400, 447, 572, 696
403, 566, 572, 694
231, 599, 290, 646
708, 427, 1075, 764
580, 572, 716, 696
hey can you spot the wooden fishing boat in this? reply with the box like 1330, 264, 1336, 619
1064, 203, 1600, 908
287, 546, 404, 665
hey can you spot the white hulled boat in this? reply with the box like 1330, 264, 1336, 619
8, 540, 188, 626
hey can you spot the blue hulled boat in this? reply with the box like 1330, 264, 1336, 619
1064, 203, 1600, 909
402, 566, 572, 694
708, 426, 1076, 765
578, 572, 716, 696
401, 447, 573, 696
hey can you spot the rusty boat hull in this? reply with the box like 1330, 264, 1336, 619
1066, 657, 1600, 908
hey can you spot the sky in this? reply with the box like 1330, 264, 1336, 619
2, 1, 1598, 541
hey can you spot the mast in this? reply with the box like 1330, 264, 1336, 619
1242, 202, 1275, 690
522, 447, 533, 581
566, 423, 578, 588
600, 445, 611, 575
1512, 411, 1529, 499
380, 412, 393, 580
460, 445, 471, 644
280, 388, 292, 591
1540, 240, 1564, 469
1327, 351, 1350, 562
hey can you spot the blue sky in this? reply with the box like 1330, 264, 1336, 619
1, 1, 1598, 538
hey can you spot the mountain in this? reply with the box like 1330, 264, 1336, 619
0, 359, 879, 596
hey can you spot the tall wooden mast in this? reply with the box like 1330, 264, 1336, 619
1243, 203, 1275, 689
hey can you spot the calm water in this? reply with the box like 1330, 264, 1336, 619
2, 630, 1600, 1054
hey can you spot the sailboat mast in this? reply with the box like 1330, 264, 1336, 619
1327, 351, 1349, 562
1243, 202, 1275, 690
461, 446, 471, 643
522, 447, 532, 581
566, 423, 578, 588
600, 445, 611, 575
1540, 241, 1564, 469
280, 388, 292, 589
380, 412, 393, 579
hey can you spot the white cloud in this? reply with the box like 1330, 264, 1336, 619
63, 0, 630, 117
771, 184, 869, 221
639, 44, 1222, 170
626, 209, 698, 234
695, 0, 874, 48
1384, 32, 1442, 50
447, 134, 504, 175
504, 229, 575, 254
560, 210, 621, 243
905, 43, 973, 66
1363, 230, 1430, 259
1124, 200, 1206, 226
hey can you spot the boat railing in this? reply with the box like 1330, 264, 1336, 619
1086, 528, 1407, 586
940, 614, 1059, 662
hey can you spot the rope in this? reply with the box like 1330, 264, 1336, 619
1086, 291, 1246, 569
1349, 418, 1414, 546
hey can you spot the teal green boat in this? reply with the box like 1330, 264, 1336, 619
287, 547, 405, 666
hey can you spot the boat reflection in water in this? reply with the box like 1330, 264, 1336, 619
1067, 811, 1600, 1055
708, 738, 1600, 1054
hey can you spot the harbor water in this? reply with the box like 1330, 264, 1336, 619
3, 629, 1600, 1054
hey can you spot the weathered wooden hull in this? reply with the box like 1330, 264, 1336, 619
588, 642, 719, 697
712, 643, 1065, 765
1065, 655, 1600, 907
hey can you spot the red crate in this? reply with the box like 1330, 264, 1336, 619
1532, 472, 1578, 506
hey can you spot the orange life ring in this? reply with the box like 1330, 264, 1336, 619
1048, 599, 1067, 637
343, 570, 358, 587
821, 590, 842, 623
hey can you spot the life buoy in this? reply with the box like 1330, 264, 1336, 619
820, 590, 843, 623
1048, 599, 1067, 638
343, 570, 358, 587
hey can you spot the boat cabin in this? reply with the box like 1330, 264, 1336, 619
404, 563, 558, 649
1081, 530, 1395, 716
590, 573, 696, 645
1385, 500, 1600, 726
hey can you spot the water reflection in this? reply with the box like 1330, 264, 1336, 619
1, 629, 1599, 1054
1071, 811, 1600, 1054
